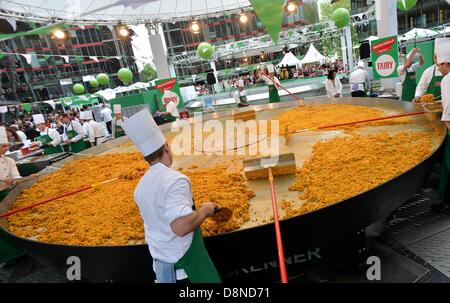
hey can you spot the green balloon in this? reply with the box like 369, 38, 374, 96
96, 73, 110, 85
89, 79, 99, 88
118, 68, 133, 84
397, 0, 417, 11
332, 8, 350, 29
197, 42, 214, 60
73, 84, 85, 95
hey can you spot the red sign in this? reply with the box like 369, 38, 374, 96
372, 38, 396, 55
155, 79, 177, 92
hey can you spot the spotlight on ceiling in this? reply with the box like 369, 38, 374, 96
191, 20, 200, 33
286, 1, 298, 14
52, 29, 66, 40
240, 10, 248, 24
119, 26, 130, 37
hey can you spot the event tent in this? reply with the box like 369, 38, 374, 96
399, 28, 438, 42
298, 44, 330, 65
277, 52, 302, 67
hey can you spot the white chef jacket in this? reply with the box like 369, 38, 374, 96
134, 162, 194, 277
325, 78, 343, 98
397, 62, 421, 84
234, 90, 247, 104
63, 120, 86, 143
40, 127, 61, 147
16, 130, 27, 142
89, 120, 105, 138
111, 116, 128, 138
166, 102, 180, 119
415, 64, 443, 98
350, 68, 370, 92
100, 108, 113, 123
82, 122, 95, 144
260, 74, 280, 87
441, 74, 450, 123
0, 156, 21, 191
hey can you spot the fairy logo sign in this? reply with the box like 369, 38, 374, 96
371, 36, 399, 79
155, 78, 184, 110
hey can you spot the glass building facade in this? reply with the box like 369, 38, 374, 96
0, 21, 138, 103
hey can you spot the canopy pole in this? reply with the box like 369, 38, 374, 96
146, 23, 171, 79
345, 26, 354, 72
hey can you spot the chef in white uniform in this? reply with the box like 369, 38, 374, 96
432, 38, 450, 214
121, 109, 220, 283
33, 114, 62, 154
350, 61, 370, 97
79, 111, 96, 147
413, 54, 444, 103
59, 113, 87, 153
83, 110, 106, 146
233, 80, 249, 107
111, 104, 128, 139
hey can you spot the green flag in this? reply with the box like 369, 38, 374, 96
0, 22, 67, 42
250, 0, 285, 44
21, 103, 32, 113
0, 54, 5, 60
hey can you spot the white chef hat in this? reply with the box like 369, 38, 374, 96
114, 104, 122, 114
80, 110, 93, 120
267, 64, 275, 73
238, 79, 245, 88
32, 114, 46, 125
435, 38, 450, 65
357, 60, 365, 68
0, 126, 8, 145
121, 109, 166, 157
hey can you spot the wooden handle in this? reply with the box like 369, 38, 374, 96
268, 168, 288, 283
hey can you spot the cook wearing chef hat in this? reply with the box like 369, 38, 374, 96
258, 64, 281, 103
111, 104, 128, 139
33, 114, 63, 155
350, 60, 370, 97
234, 79, 249, 107
121, 109, 220, 283
397, 48, 425, 102
432, 38, 450, 214
79, 111, 95, 147
80, 110, 106, 146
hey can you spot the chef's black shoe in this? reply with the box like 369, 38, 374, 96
431, 203, 450, 214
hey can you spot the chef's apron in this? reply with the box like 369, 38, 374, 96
34, 134, 62, 155
239, 92, 249, 107
175, 228, 221, 283
114, 119, 125, 139
401, 70, 417, 102
66, 129, 88, 153
268, 84, 280, 103
165, 115, 177, 123
438, 131, 450, 201
0, 187, 24, 263
426, 66, 443, 98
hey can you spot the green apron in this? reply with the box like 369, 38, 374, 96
401, 70, 417, 102
0, 188, 25, 264
426, 66, 443, 98
34, 132, 63, 155
438, 131, 450, 201
268, 84, 280, 103
66, 127, 88, 154
239, 92, 249, 106
165, 115, 177, 123
114, 119, 125, 139
175, 228, 221, 283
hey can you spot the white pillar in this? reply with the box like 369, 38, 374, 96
146, 23, 171, 79
375, 0, 399, 91
340, 32, 348, 68
345, 26, 354, 72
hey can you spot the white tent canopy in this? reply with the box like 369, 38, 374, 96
298, 44, 329, 65
399, 28, 439, 42
0, 0, 251, 23
277, 52, 302, 67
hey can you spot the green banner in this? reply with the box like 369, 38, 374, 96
0, 54, 5, 60
154, 78, 184, 111
60, 95, 98, 107
0, 22, 68, 42
371, 35, 399, 80
250, 0, 285, 44
406, 40, 434, 83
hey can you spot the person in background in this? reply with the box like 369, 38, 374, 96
413, 52, 443, 103
59, 113, 87, 153
325, 69, 343, 98
82, 110, 106, 146
111, 104, 128, 139
100, 104, 113, 135
122, 109, 220, 283
33, 114, 63, 155
397, 48, 424, 102
10, 124, 27, 142
6, 127, 23, 152
234, 80, 249, 107
79, 111, 96, 148
259, 64, 281, 103
431, 38, 450, 213
350, 61, 370, 97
